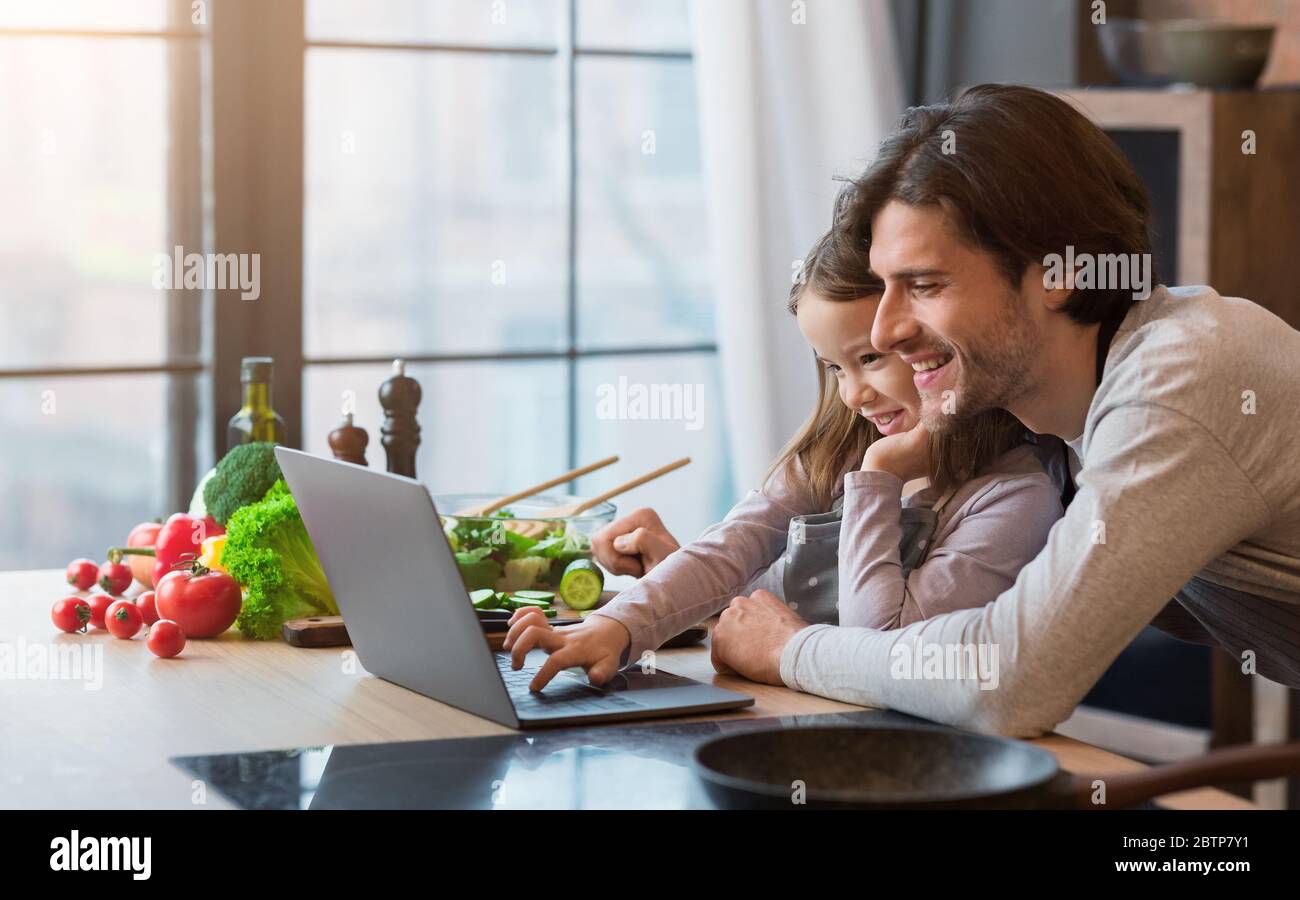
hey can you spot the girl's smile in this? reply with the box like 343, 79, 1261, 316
795, 290, 922, 434
863, 407, 910, 435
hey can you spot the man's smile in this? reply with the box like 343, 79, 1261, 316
904, 351, 955, 391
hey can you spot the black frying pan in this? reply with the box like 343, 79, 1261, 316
692, 726, 1300, 809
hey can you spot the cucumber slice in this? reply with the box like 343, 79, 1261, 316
469, 588, 498, 610
559, 559, 604, 610
509, 596, 551, 610
512, 590, 556, 603
543, 608, 558, 618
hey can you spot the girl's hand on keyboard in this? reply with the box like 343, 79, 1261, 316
503, 607, 631, 692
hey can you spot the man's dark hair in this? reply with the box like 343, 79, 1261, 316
837, 83, 1158, 325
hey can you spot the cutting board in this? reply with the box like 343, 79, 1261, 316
281, 593, 612, 648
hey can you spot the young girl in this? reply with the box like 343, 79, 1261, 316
504, 226, 1063, 692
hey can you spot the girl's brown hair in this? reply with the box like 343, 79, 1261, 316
770, 227, 1026, 509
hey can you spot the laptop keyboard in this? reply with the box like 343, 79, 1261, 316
494, 655, 645, 715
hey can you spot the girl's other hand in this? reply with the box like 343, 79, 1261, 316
861, 420, 931, 482
502, 607, 632, 692
591, 507, 680, 577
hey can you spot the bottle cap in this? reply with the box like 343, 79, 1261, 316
241, 357, 274, 383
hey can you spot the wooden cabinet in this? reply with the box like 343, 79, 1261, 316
1058, 87, 1300, 329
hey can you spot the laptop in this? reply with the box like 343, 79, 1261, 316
274, 448, 754, 729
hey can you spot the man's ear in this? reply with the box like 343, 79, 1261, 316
1023, 262, 1073, 313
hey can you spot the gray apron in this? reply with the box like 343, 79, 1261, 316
775, 486, 958, 625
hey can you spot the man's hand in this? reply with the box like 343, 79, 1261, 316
861, 421, 931, 482
710, 589, 809, 685
590, 507, 680, 577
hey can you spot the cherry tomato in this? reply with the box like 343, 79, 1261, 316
51, 597, 92, 633
147, 620, 186, 658
66, 558, 98, 591
86, 593, 114, 629
97, 560, 132, 596
155, 565, 242, 638
135, 590, 160, 626
105, 599, 144, 639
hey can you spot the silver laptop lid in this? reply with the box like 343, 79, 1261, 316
274, 447, 518, 728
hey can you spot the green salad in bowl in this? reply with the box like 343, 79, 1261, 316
434, 493, 615, 595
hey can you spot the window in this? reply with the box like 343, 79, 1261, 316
0, 0, 210, 569
300, 0, 731, 543
3, 0, 731, 571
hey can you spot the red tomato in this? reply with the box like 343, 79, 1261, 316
51, 597, 92, 633
147, 620, 186, 658
86, 593, 115, 629
105, 599, 144, 639
155, 566, 242, 638
135, 590, 160, 626
97, 560, 132, 596
125, 521, 162, 588
65, 558, 98, 591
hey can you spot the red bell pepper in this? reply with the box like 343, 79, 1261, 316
108, 513, 225, 584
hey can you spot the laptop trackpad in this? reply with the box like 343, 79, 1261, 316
512, 653, 690, 694
554, 663, 694, 694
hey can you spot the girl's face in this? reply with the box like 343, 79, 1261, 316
796, 291, 922, 436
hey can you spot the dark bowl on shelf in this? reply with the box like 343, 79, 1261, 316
1097, 18, 1174, 87
1158, 20, 1276, 88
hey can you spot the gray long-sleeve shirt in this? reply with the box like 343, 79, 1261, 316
780, 285, 1300, 736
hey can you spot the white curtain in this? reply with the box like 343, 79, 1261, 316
690, 0, 905, 491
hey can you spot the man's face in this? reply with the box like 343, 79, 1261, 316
867, 200, 1044, 432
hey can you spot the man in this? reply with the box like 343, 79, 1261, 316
700, 84, 1300, 735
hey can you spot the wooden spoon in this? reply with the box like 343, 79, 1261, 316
509, 457, 691, 538
451, 455, 620, 517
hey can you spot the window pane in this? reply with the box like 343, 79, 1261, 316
0, 0, 167, 31
0, 37, 172, 368
303, 360, 568, 495
0, 372, 208, 570
308, 0, 561, 47
575, 352, 732, 554
576, 56, 712, 349
577, 0, 692, 53
304, 48, 567, 358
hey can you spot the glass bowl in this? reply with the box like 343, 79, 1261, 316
432, 493, 616, 594
432, 493, 616, 534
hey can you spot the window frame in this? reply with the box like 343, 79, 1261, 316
0, 0, 209, 513
2, 0, 717, 503
294, 0, 716, 471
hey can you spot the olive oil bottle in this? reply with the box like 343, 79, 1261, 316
227, 356, 286, 451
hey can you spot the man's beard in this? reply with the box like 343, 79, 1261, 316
920, 287, 1041, 434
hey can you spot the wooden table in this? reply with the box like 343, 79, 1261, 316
1, 569, 1255, 810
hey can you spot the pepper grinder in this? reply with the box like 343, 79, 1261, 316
379, 358, 421, 478
328, 412, 369, 466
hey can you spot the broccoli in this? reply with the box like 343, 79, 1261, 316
203, 442, 284, 525
222, 479, 338, 640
